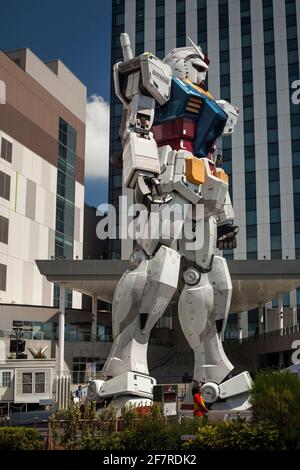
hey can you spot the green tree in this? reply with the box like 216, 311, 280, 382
250, 369, 300, 448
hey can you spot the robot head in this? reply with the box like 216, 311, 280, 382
163, 37, 209, 86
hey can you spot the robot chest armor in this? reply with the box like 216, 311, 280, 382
152, 77, 228, 158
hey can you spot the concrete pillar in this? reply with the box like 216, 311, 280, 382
91, 295, 98, 342
278, 293, 284, 333
258, 304, 264, 335
58, 284, 65, 377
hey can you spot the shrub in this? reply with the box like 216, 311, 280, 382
73, 410, 204, 451
72, 432, 126, 450
51, 403, 81, 445
250, 369, 300, 448
182, 419, 281, 450
0, 427, 43, 450
51, 401, 98, 445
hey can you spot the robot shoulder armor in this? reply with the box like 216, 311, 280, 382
114, 54, 172, 107
140, 54, 172, 106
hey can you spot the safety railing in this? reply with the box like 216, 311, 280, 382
0, 329, 113, 343
0, 329, 51, 340
225, 323, 300, 344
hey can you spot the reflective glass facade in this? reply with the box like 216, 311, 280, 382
109, 0, 125, 259
54, 117, 77, 307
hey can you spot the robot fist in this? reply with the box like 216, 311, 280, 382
217, 224, 239, 250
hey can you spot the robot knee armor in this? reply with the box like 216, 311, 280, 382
182, 266, 201, 286
128, 247, 147, 270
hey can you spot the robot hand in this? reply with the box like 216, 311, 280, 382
217, 224, 239, 250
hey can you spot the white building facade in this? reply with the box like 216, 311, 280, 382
0, 48, 86, 309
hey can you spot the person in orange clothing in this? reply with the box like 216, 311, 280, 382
192, 384, 208, 417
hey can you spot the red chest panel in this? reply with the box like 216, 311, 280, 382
152, 117, 197, 153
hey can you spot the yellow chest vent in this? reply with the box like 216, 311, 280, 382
186, 96, 202, 114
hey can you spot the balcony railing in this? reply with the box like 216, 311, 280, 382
64, 332, 112, 343
0, 329, 112, 343
225, 323, 300, 344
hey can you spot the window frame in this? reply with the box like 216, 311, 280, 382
2, 370, 12, 388
35, 372, 46, 394
22, 372, 33, 394
0, 138, 12, 163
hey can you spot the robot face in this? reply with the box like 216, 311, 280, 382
163, 43, 209, 85
185, 55, 209, 86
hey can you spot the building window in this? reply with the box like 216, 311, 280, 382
12, 320, 56, 340
0, 263, 6, 291
0, 138, 12, 163
2, 371, 11, 387
72, 357, 104, 384
135, 0, 145, 55
22, 373, 32, 394
0, 215, 8, 244
176, 0, 186, 47
35, 372, 45, 393
156, 0, 165, 58
0, 171, 10, 201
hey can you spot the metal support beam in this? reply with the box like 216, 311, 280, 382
237, 312, 243, 343
278, 293, 284, 333
237, 311, 248, 341
91, 295, 98, 342
58, 284, 65, 377
258, 304, 264, 335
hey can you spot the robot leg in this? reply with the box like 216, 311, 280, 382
178, 266, 232, 385
92, 245, 181, 403
204, 256, 252, 409
178, 257, 252, 410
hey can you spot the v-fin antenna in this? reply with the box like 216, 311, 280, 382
187, 36, 204, 59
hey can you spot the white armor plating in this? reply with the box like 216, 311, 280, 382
91, 33, 252, 410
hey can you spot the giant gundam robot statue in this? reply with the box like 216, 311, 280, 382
87, 34, 253, 411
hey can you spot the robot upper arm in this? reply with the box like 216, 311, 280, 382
114, 54, 172, 189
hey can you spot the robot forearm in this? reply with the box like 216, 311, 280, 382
217, 192, 234, 225
121, 91, 161, 188
216, 192, 239, 250
123, 130, 160, 188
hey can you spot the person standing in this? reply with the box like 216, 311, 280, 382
192, 385, 208, 417
75, 385, 83, 403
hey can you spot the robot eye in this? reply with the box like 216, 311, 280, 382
192, 63, 206, 73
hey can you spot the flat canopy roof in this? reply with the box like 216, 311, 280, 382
36, 259, 300, 313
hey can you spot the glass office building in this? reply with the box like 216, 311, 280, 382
109, 0, 300, 334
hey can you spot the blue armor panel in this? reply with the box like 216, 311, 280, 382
154, 77, 228, 157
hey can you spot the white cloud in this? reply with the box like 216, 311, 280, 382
85, 94, 110, 180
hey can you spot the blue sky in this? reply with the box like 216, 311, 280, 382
0, 0, 112, 207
